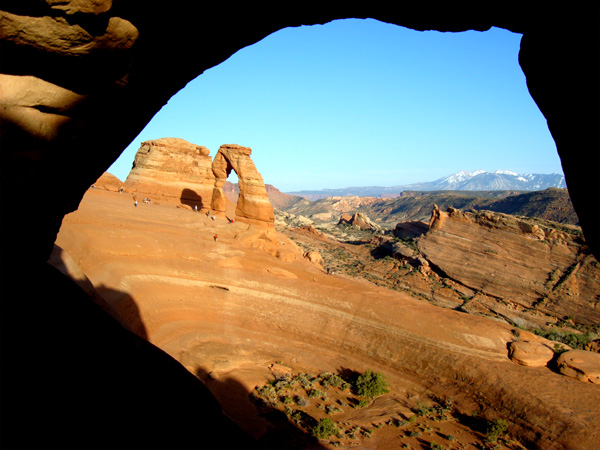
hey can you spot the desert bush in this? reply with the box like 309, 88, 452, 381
325, 404, 343, 414
307, 389, 325, 398
318, 372, 347, 389
295, 396, 309, 407
312, 418, 337, 439
256, 385, 276, 398
532, 329, 595, 350
485, 418, 509, 443
353, 369, 389, 398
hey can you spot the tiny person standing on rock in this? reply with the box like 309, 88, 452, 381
214, 234, 218, 242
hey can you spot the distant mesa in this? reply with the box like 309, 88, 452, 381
123, 139, 274, 227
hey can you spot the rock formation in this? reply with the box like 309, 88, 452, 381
556, 350, 600, 384
394, 221, 429, 240
508, 341, 555, 367
338, 212, 380, 231
418, 206, 600, 327
92, 172, 123, 192
303, 250, 324, 270
211, 144, 274, 226
124, 138, 215, 209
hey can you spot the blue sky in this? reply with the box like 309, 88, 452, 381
108, 19, 561, 192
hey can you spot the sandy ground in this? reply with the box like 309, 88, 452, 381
53, 188, 600, 449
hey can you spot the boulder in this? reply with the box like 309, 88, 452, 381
556, 350, 600, 384
211, 144, 274, 226
508, 341, 555, 367
303, 251, 324, 270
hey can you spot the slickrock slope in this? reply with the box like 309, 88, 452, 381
418, 206, 600, 327
124, 138, 215, 208
93, 172, 123, 192
53, 188, 600, 450
211, 144, 274, 226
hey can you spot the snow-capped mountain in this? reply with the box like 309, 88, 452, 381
404, 170, 566, 191
288, 170, 567, 199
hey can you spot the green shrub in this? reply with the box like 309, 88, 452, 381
307, 389, 324, 398
354, 369, 389, 398
532, 329, 595, 350
486, 418, 509, 442
312, 418, 337, 439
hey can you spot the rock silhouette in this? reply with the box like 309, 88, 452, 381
1, 2, 599, 449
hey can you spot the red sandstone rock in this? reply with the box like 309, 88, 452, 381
303, 251, 324, 270
211, 144, 274, 226
124, 138, 214, 209
338, 212, 380, 230
508, 341, 555, 367
418, 207, 600, 327
93, 172, 123, 192
556, 350, 600, 384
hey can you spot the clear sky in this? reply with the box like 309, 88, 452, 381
107, 19, 561, 192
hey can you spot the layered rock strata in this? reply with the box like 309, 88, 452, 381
124, 138, 215, 209
418, 206, 600, 326
211, 144, 274, 226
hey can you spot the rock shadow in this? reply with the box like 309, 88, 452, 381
181, 188, 204, 210
95, 284, 148, 340
48, 245, 148, 339
195, 367, 328, 449
2, 262, 254, 449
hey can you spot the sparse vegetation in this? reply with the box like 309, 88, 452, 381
312, 417, 337, 439
354, 369, 389, 398
532, 328, 596, 350
250, 367, 527, 449
485, 418, 509, 443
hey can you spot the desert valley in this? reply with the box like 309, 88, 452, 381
51, 138, 600, 450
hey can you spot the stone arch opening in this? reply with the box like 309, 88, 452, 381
210, 144, 275, 226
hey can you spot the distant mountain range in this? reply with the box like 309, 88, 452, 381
280, 188, 579, 227
288, 170, 566, 200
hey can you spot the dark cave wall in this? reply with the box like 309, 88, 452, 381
0, 1, 598, 448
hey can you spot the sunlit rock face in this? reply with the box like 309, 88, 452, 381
124, 138, 215, 208
211, 144, 274, 226
419, 206, 600, 327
